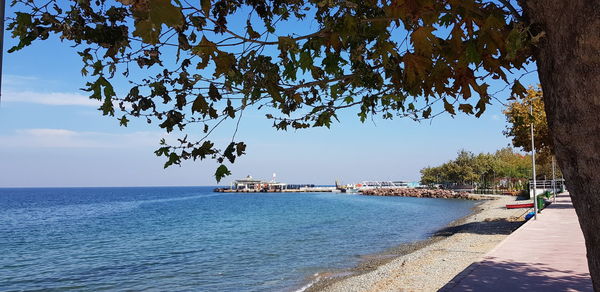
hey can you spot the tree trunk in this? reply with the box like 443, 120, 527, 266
524, 0, 600, 290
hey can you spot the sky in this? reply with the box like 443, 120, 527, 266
0, 4, 540, 187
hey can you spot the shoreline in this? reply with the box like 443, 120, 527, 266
302, 195, 529, 292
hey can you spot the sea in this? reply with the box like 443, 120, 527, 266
0, 187, 477, 291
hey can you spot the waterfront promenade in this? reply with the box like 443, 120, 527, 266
441, 192, 593, 291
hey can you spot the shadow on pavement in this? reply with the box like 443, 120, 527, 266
440, 259, 592, 291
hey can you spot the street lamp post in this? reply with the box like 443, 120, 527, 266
530, 102, 538, 219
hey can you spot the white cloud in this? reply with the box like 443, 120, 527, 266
0, 129, 168, 148
2, 74, 39, 86
20, 128, 78, 137
2, 91, 101, 106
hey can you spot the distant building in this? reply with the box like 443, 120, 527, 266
230, 175, 288, 191
231, 175, 263, 190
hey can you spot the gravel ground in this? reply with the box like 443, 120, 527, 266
306, 195, 530, 292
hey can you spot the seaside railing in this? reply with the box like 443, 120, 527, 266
528, 179, 566, 197
528, 179, 565, 190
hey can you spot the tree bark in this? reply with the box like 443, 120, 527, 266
525, 0, 600, 290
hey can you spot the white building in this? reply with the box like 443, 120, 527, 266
230, 175, 288, 191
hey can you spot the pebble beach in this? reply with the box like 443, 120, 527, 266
307, 195, 530, 292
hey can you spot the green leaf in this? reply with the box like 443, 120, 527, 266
215, 164, 232, 182
191, 141, 215, 160
314, 111, 333, 128
84, 80, 102, 101
103, 80, 116, 99
193, 36, 217, 57
7, 13, 34, 52
148, 0, 183, 26
133, 0, 184, 44
506, 26, 524, 60
164, 152, 181, 168
298, 51, 313, 71
223, 142, 237, 163
214, 51, 235, 77
465, 41, 480, 64
100, 96, 115, 116
158, 110, 184, 132
119, 115, 130, 126
154, 146, 170, 157
83, 77, 115, 116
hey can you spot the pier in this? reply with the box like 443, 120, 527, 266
214, 186, 338, 193
215, 174, 352, 193
213, 175, 338, 193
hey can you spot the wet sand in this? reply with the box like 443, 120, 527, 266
305, 195, 530, 292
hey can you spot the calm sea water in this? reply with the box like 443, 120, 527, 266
0, 187, 476, 291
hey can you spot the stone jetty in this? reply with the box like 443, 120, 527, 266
361, 188, 486, 200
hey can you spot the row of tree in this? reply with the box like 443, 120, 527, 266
420, 147, 560, 190
420, 148, 526, 190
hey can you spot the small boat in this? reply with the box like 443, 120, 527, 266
342, 187, 360, 194
506, 203, 534, 209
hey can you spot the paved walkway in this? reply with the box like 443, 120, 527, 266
441, 193, 593, 292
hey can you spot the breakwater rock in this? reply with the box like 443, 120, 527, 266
360, 188, 486, 200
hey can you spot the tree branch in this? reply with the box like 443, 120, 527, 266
498, 0, 524, 22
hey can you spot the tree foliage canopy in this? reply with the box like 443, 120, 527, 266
7, 0, 537, 180
503, 85, 551, 153
420, 148, 532, 189
503, 85, 561, 177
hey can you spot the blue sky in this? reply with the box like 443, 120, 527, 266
0, 5, 540, 187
